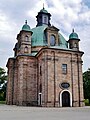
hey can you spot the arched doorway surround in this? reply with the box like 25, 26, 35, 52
60, 90, 72, 107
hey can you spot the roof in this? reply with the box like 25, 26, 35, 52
22, 20, 32, 32
31, 25, 48, 46
59, 33, 68, 48
31, 25, 68, 49
40, 7, 48, 14
69, 29, 79, 40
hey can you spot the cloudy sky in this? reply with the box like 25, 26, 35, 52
0, 0, 90, 72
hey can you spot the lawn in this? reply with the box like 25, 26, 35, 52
0, 101, 6, 104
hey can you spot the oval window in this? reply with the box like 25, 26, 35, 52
60, 82, 70, 89
50, 35, 56, 46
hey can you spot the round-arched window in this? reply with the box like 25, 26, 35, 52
25, 35, 29, 41
24, 46, 28, 53
50, 35, 56, 46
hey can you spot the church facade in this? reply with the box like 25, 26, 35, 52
6, 7, 84, 107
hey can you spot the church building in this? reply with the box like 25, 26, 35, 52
6, 7, 84, 107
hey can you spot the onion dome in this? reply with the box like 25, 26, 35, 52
69, 29, 79, 40
40, 7, 48, 13
22, 20, 32, 32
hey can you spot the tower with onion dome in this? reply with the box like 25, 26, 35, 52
68, 29, 80, 51
14, 20, 33, 56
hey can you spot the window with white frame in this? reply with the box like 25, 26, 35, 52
43, 15, 48, 24
62, 64, 67, 74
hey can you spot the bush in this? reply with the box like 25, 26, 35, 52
84, 99, 90, 106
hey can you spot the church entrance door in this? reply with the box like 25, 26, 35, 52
62, 91, 70, 107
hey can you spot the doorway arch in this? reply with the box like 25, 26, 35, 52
60, 90, 72, 107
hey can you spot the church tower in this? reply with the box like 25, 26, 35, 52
14, 20, 33, 56
36, 7, 51, 27
68, 29, 80, 51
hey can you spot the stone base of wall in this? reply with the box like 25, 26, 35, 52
13, 101, 38, 106
6, 101, 13, 105
22, 101, 38, 106
6, 101, 85, 107
41, 101, 59, 107
73, 100, 85, 107
80, 101, 85, 107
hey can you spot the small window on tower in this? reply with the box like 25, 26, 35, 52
62, 64, 67, 74
75, 43, 77, 48
24, 46, 28, 53
25, 36, 29, 41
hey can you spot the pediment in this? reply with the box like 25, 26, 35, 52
46, 25, 59, 31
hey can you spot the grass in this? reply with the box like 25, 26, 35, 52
0, 101, 6, 104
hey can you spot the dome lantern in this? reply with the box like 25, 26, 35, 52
36, 7, 51, 27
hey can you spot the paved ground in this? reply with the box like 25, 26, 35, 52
0, 105, 90, 120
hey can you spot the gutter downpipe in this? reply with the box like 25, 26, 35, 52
77, 54, 80, 107
54, 51, 56, 107
71, 53, 74, 107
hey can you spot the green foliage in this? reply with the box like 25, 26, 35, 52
0, 101, 6, 104
0, 67, 7, 101
84, 99, 90, 106
83, 68, 90, 104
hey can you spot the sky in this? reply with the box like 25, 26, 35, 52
0, 0, 90, 72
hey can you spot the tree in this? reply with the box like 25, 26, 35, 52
0, 67, 7, 101
83, 68, 90, 104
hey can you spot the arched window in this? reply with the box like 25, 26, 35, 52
74, 43, 78, 48
24, 46, 28, 53
50, 35, 56, 46
25, 35, 29, 41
